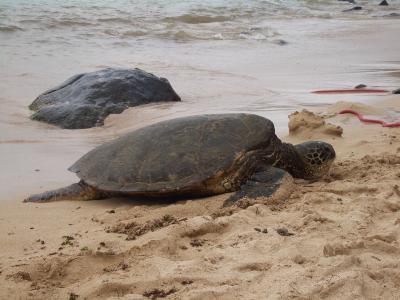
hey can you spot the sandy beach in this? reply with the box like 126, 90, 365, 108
0, 97, 399, 299
1, 1, 400, 299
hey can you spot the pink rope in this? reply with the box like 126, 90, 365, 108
339, 109, 400, 127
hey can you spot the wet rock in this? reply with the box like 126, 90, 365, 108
273, 39, 289, 46
29, 68, 181, 129
384, 13, 400, 18
355, 84, 367, 89
337, 0, 356, 4
343, 6, 362, 12
379, 0, 389, 6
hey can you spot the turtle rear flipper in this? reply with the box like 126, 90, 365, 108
223, 167, 293, 207
24, 181, 104, 203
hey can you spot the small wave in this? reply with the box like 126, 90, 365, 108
154, 27, 281, 43
173, 30, 197, 41
121, 30, 148, 37
46, 18, 96, 28
19, 19, 42, 24
61, 5, 78, 9
0, 25, 23, 32
0, 139, 42, 144
112, 41, 132, 47
239, 32, 268, 40
163, 14, 232, 24
103, 29, 120, 36
103, 29, 148, 38
238, 27, 277, 41
212, 33, 224, 40
97, 17, 134, 25
156, 30, 197, 42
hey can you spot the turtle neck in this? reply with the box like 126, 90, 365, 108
275, 142, 306, 178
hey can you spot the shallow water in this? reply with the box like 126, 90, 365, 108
0, 1, 399, 200
1, 1, 399, 40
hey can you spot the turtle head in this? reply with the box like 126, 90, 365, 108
294, 141, 336, 179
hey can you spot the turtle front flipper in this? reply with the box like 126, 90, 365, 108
223, 167, 294, 207
24, 181, 104, 203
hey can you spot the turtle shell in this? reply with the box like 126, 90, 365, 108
69, 113, 275, 193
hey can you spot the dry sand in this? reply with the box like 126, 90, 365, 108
0, 96, 399, 300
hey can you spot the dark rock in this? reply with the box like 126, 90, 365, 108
355, 84, 367, 89
337, 0, 356, 4
29, 68, 181, 129
379, 0, 389, 6
343, 6, 362, 12
393, 88, 400, 94
276, 228, 294, 236
273, 39, 289, 46
384, 12, 400, 18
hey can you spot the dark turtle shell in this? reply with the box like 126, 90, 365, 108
69, 113, 275, 193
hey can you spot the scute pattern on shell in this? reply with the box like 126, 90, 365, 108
69, 114, 275, 193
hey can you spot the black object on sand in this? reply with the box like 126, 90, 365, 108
29, 68, 181, 129
343, 6, 362, 12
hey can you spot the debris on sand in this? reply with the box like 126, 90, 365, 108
103, 261, 129, 272
190, 239, 207, 247
61, 236, 75, 246
6, 271, 32, 282
143, 288, 177, 299
108, 214, 178, 240
276, 228, 294, 236
69, 293, 79, 300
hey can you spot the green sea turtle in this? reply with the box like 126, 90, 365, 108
24, 113, 335, 206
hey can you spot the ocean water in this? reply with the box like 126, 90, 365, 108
0, 0, 399, 199
1, 0, 399, 43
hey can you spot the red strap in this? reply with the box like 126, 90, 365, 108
339, 109, 400, 127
